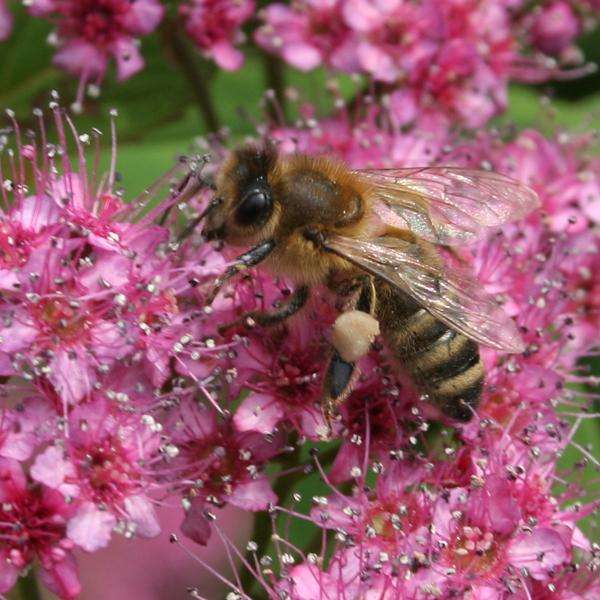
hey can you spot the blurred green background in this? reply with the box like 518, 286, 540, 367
1, 4, 599, 598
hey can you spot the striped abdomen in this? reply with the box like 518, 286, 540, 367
375, 280, 484, 421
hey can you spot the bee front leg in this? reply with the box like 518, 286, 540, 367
218, 285, 310, 334
323, 275, 378, 419
206, 239, 276, 304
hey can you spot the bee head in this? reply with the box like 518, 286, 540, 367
203, 143, 279, 245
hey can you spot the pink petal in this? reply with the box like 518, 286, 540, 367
343, 0, 387, 32
0, 353, 13, 375
181, 499, 212, 545
508, 527, 569, 580
281, 43, 322, 71
211, 40, 244, 71
0, 270, 19, 291
0, 458, 26, 501
25, 0, 56, 17
0, 312, 38, 353
79, 251, 133, 291
121, 0, 165, 35
111, 38, 144, 81
298, 406, 330, 440
39, 553, 81, 600
0, 559, 19, 594
0, 427, 36, 462
67, 502, 117, 552
329, 442, 362, 484
288, 563, 332, 600
13, 195, 60, 232
0, 2, 11, 41
482, 475, 521, 535
356, 42, 397, 82
53, 40, 107, 78
228, 477, 276, 511
31, 446, 80, 498
123, 495, 161, 538
233, 393, 284, 434
48, 347, 94, 406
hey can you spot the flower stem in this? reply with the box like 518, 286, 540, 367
263, 53, 286, 119
13, 570, 41, 600
162, 19, 220, 132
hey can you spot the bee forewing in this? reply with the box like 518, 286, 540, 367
360, 167, 540, 245
327, 235, 525, 353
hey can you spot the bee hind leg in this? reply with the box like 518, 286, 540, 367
218, 285, 310, 334
323, 350, 359, 420
322, 274, 377, 420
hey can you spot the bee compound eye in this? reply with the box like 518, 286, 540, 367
235, 188, 273, 226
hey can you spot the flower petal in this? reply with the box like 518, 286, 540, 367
508, 527, 569, 580
228, 478, 276, 512
124, 495, 161, 538
233, 393, 284, 434
38, 552, 82, 600
181, 499, 212, 545
67, 502, 116, 552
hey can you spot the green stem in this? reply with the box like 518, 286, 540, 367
162, 20, 220, 132
263, 53, 286, 120
13, 570, 41, 600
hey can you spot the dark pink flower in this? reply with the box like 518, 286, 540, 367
0, 459, 81, 599
180, 0, 255, 70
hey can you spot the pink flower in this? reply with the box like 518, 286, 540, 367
231, 306, 336, 440
180, 0, 255, 71
27, 0, 164, 99
255, 0, 354, 72
31, 397, 162, 551
529, 1, 582, 56
0, 0, 12, 41
159, 398, 282, 545
0, 459, 81, 599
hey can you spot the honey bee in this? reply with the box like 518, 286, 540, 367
201, 144, 538, 422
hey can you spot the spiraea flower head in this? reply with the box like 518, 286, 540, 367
27, 0, 164, 107
180, 0, 255, 71
0, 102, 235, 596
256, 0, 598, 127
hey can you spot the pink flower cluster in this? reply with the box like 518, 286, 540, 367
0, 106, 283, 597
180, 0, 255, 71
1, 97, 599, 597
26, 0, 164, 103
256, 0, 599, 126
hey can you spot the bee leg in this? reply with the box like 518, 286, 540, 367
218, 285, 310, 334
322, 276, 377, 419
323, 350, 359, 420
206, 239, 276, 304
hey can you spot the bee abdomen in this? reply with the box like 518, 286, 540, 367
375, 283, 483, 422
